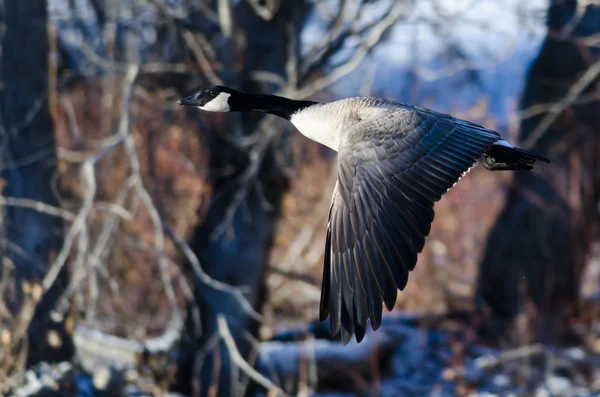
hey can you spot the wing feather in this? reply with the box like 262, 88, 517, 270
320, 108, 500, 344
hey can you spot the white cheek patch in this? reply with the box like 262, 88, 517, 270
200, 92, 231, 112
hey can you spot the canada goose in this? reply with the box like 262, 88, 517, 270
178, 86, 549, 344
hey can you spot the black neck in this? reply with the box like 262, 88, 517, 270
230, 93, 318, 120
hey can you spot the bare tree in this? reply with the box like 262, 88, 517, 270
476, 0, 600, 344
172, 2, 408, 395
0, 0, 407, 395
0, 0, 74, 379
174, 2, 313, 392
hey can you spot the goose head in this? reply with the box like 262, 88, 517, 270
177, 85, 241, 112
178, 86, 319, 121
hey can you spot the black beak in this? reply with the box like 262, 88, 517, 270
177, 94, 200, 106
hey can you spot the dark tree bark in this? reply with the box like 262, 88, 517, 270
175, 3, 311, 396
0, 0, 73, 364
476, 0, 600, 344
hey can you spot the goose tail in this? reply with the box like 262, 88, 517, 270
481, 140, 549, 171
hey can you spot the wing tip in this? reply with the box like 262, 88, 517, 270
319, 308, 329, 323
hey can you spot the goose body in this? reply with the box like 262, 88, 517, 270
178, 86, 549, 344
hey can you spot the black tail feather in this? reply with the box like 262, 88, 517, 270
482, 144, 549, 171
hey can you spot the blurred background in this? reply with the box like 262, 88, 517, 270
1, 0, 599, 396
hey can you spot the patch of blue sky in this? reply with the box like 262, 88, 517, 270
301, 0, 550, 134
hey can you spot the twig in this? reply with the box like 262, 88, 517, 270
289, 1, 407, 99
115, 63, 182, 324
218, 0, 233, 38
474, 344, 545, 370
0, 239, 33, 263
251, 71, 288, 87
285, 22, 299, 90
73, 324, 182, 370
164, 226, 261, 321
9, 94, 47, 135
65, 30, 190, 76
55, 178, 135, 315
0, 197, 132, 222
92, 202, 133, 221
0, 146, 56, 172
217, 315, 289, 397
41, 65, 139, 293
522, 59, 600, 149
182, 30, 223, 85
0, 197, 75, 221
268, 267, 318, 286
209, 122, 278, 242
512, 91, 600, 122
42, 156, 99, 292
299, 0, 354, 79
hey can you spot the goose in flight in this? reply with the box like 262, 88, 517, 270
178, 86, 549, 344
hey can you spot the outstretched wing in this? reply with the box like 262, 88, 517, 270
320, 108, 500, 344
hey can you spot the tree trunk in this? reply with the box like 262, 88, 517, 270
476, 0, 600, 344
0, 0, 73, 365
175, 3, 310, 396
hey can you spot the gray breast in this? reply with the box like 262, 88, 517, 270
289, 97, 398, 151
